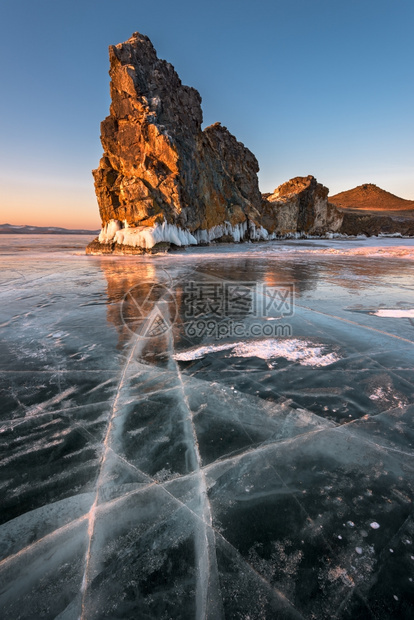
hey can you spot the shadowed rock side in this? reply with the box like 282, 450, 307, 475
262, 176, 343, 236
338, 211, 414, 237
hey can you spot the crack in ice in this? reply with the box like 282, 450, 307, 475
166, 329, 224, 619
79, 337, 140, 619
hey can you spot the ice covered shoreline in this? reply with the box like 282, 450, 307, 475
1, 234, 414, 261
94, 218, 414, 253
92, 231, 414, 261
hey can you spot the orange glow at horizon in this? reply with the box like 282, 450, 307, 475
0, 183, 101, 230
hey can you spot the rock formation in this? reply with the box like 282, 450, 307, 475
338, 211, 414, 237
86, 33, 413, 255
261, 176, 343, 236
87, 32, 268, 254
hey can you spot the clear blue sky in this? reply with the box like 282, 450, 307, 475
1, 0, 413, 228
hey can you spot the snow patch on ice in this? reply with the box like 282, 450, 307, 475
174, 338, 340, 366
127, 427, 146, 437
373, 309, 414, 318
229, 340, 340, 366
173, 342, 237, 360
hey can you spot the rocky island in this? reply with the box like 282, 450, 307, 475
87, 32, 413, 255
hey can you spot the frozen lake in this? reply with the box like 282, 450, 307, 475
1, 235, 414, 618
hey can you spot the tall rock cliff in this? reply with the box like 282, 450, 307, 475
88, 32, 267, 254
86, 33, 347, 255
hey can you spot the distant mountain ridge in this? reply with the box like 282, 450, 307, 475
0, 224, 100, 235
329, 184, 414, 213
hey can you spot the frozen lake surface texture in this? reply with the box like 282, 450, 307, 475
1, 235, 414, 619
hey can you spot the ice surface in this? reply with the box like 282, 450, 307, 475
0, 235, 414, 618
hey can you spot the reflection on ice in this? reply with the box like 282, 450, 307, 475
0, 236, 414, 618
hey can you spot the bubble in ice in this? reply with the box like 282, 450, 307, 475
370, 522, 380, 529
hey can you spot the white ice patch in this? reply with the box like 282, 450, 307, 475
98, 218, 281, 248
97, 219, 197, 249
193, 221, 248, 244
228, 340, 340, 366
193, 220, 277, 243
173, 342, 237, 361
248, 221, 277, 241
174, 338, 340, 366
373, 309, 414, 318
98, 219, 122, 243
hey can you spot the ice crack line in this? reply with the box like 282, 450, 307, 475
0, 484, 155, 572
79, 339, 139, 620
167, 331, 223, 620
295, 303, 414, 345
86, 443, 302, 617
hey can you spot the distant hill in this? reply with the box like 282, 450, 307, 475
329, 184, 414, 213
0, 224, 100, 235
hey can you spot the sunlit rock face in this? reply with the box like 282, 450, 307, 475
87, 34, 350, 254
262, 175, 343, 236
88, 32, 264, 253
